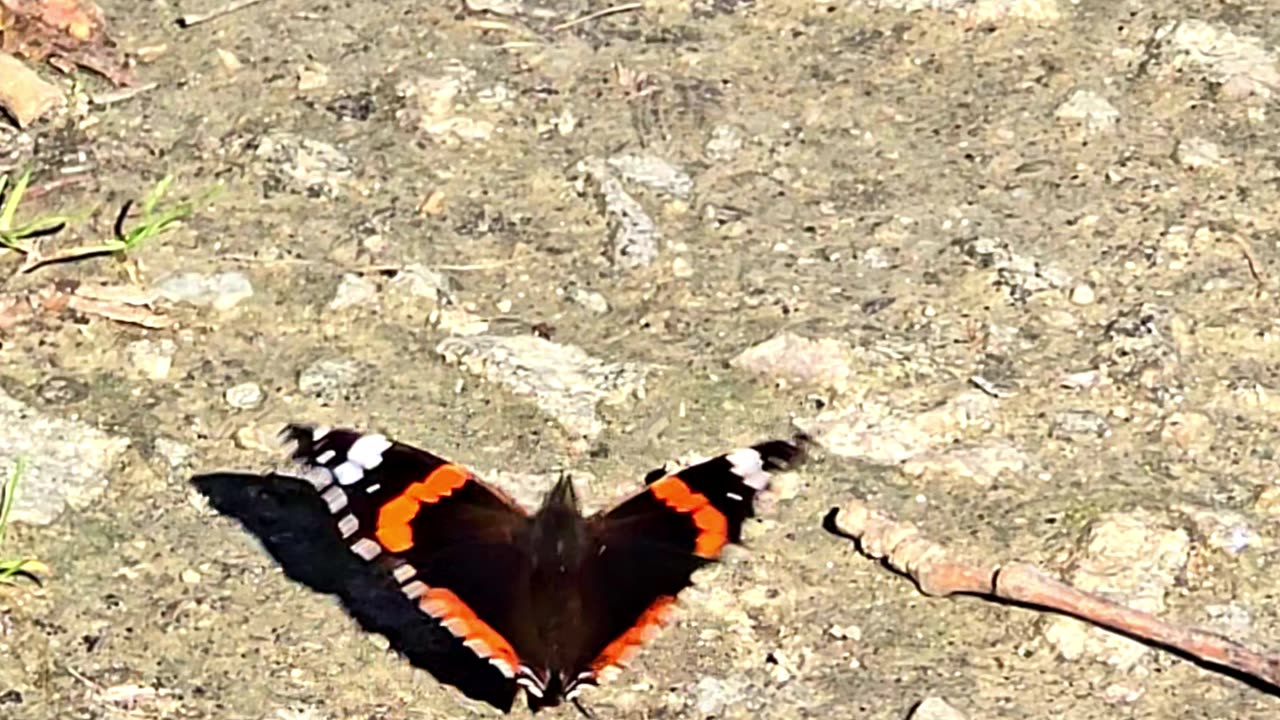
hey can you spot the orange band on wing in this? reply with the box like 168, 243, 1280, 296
420, 586, 519, 671
649, 475, 729, 558
375, 464, 471, 552
591, 595, 676, 673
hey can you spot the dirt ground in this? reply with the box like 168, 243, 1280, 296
2, 0, 1280, 718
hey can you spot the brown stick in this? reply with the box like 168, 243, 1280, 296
830, 498, 1280, 692
551, 3, 643, 32
176, 0, 271, 28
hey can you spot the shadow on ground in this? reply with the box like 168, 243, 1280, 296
191, 472, 519, 712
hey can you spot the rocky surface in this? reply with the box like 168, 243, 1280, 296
0, 387, 130, 526
1, 2, 1278, 719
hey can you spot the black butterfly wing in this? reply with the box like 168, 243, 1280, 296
281, 425, 537, 682
570, 439, 805, 694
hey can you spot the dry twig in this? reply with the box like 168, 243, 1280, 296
1229, 234, 1267, 292
176, 0, 270, 28
0, 283, 168, 330
828, 498, 1280, 693
551, 2, 642, 32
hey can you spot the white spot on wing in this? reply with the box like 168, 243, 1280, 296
348, 434, 392, 469
350, 537, 381, 560
489, 657, 515, 679
517, 677, 544, 697
337, 514, 359, 538
421, 597, 450, 617
298, 466, 333, 490
392, 564, 417, 583
725, 448, 768, 490
517, 666, 547, 694
321, 486, 348, 513
401, 580, 427, 599
315, 449, 336, 464
333, 461, 364, 486
464, 637, 492, 657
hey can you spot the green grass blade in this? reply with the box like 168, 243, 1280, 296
141, 175, 175, 215
0, 558, 30, 581
0, 169, 32, 232
0, 456, 27, 544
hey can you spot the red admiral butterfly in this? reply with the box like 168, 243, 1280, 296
279, 425, 805, 712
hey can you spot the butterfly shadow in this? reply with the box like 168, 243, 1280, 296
191, 472, 519, 712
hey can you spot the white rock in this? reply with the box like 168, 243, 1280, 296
797, 390, 998, 465
731, 332, 855, 392
566, 286, 609, 315
1176, 137, 1226, 169
437, 334, 649, 440
1055, 90, 1121, 134
328, 273, 379, 310
908, 697, 967, 720
1166, 20, 1280, 99
156, 271, 254, 311
1043, 510, 1190, 669
126, 338, 176, 380
225, 382, 265, 410
1070, 284, 1096, 305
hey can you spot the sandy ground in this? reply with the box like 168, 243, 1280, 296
1, 0, 1279, 718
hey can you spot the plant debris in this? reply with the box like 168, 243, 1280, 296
0, 0, 133, 85
0, 281, 170, 330
827, 499, 1280, 693
0, 52, 62, 126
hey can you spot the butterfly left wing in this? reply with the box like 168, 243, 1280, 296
280, 424, 535, 681
567, 438, 805, 698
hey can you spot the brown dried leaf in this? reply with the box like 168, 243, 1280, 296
0, 0, 133, 85
66, 295, 170, 328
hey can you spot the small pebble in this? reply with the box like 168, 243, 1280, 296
157, 271, 254, 311
233, 424, 275, 452
390, 264, 454, 302
566, 286, 610, 315
705, 124, 744, 162
225, 382, 265, 410
606, 154, 693, 198
672, 256, 694, 279
434, 306, 490, 336
828, 624, 862, 641
1255, 486, 1280, 516
126, 338, 176, 380
215, 48, 242, 72
1051, 409, 1111, 439
1176, 137, 1226, 170
328, 273, 379, 310
297, 63, 329, 91
1055, 89, 1120, 134
180, 568, 202, 584
153, 437, 196, 469
908, 697, 967, 720
1070, 284, 1096, 305
1160, 411, 1215, 455
298, 358, 367, 405
579, 157, 661, 270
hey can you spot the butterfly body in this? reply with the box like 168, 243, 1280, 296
279, 425, 803, 710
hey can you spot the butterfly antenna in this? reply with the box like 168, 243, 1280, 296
572, 698, 598, 720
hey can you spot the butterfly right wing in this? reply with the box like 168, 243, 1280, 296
280, 424, 535, 680
568, 438, 806, 697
